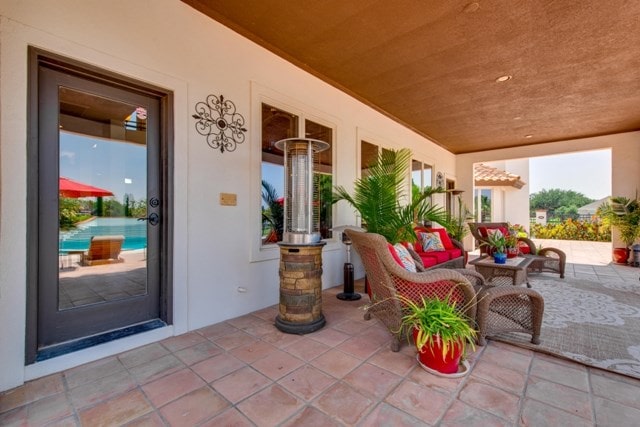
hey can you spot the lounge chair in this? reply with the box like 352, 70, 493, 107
80, 235, 125, 266
468, 222, 566, 278
345, 229, 544, 350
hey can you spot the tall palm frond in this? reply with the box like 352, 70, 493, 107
261, 180, 284, 241
333, 148, 449, 243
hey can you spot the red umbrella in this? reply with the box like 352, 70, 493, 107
59, 177, 114, 198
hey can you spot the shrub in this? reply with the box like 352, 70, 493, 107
530, 218, 610, 242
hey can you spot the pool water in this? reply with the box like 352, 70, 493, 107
59, 217, 147, 252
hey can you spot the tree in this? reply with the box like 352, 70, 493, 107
529, 189, 593, 219
59, 197, 81, 230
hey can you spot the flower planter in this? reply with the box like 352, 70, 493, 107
494, 253, 507, 264
506, 247, 518, 258
413, 329, 463, 374
612, 247, 630, 264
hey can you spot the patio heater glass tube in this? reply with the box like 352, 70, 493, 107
274, 138, 329, 245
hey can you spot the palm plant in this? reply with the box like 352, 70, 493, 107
445, 196, 473, 242
597, 196, 640, 247
261, 180, 284, 242
333, 148, 449, 244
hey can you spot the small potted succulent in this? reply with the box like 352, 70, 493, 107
481, 232, 507, 264
398, 293, 476, 375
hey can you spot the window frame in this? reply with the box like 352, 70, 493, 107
250, 83, 339, 262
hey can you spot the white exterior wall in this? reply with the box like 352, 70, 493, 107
480, 159, 530, 229
457, 133, 640, 249
0, 1, 457, 391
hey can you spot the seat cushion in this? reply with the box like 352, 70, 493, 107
445, 248, 463, 260
421, 251, 450, 264
420, 256, 438, 268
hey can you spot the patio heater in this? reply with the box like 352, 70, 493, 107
273, 138, 329, 334
332, 225, 364, 301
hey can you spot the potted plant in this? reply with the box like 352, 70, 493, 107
398, 293, 476, 375
597, 196, 640, 264
504, 228, 519, 258
481, 232, 507, 264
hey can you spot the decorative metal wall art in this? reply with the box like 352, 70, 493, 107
436, 171, 445, 188
192, 94, 247, 153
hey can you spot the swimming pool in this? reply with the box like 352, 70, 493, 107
59, 217, 147, 252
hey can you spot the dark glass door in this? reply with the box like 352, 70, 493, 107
35, 65, 164, 357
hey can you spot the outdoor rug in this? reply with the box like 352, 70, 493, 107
491, 276, 640, 380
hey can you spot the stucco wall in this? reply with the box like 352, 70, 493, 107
0, 1, 456, 390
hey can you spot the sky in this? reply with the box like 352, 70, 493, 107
60, 131, 147, 202
528, 149, 611, 200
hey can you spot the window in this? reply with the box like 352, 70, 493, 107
260, 103, 334, 244
411, 160, 433, 201
475, 188, 492, 221
361, 141, 379, 178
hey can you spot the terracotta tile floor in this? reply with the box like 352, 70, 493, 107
3, 242, 640, 426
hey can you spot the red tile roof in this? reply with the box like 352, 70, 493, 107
474, 164, 526, 189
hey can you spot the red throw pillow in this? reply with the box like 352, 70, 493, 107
518, 241, 531, 254
478, 226, 489, 237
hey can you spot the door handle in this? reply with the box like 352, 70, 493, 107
138, 212, 159, 226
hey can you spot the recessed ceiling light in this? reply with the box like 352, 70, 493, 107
463, 2, 480, 13
495, 75, 512, 82
524, 134, 533, 138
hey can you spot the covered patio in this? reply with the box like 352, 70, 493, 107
2, 1, 640, 425
2, 242, 640, 425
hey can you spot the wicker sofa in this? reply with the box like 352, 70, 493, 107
411, 226, 466, 270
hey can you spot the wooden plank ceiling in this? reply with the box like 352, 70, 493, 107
182, 0, 640, 154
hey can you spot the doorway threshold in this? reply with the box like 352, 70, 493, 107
36, 319, 167, 362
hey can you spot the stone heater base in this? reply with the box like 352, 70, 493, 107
275, 242, 326, 334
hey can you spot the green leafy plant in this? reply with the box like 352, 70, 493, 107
397, 292, 476, 359
261, 180, 284, 242
597, 196, 640, 247
480, 231, 507, 254
445, 196, 473, 242
530, 218, 610, 241
333, 148, 449, 244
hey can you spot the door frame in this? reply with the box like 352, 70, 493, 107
26, 47, 174, 364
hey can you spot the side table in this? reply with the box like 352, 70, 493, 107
469, 256, 535, 288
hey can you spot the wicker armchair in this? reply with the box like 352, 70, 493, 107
346, 230, 544, 350
468, 222, 566, 278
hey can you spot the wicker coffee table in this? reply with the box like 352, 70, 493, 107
469, 256, 535, 288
